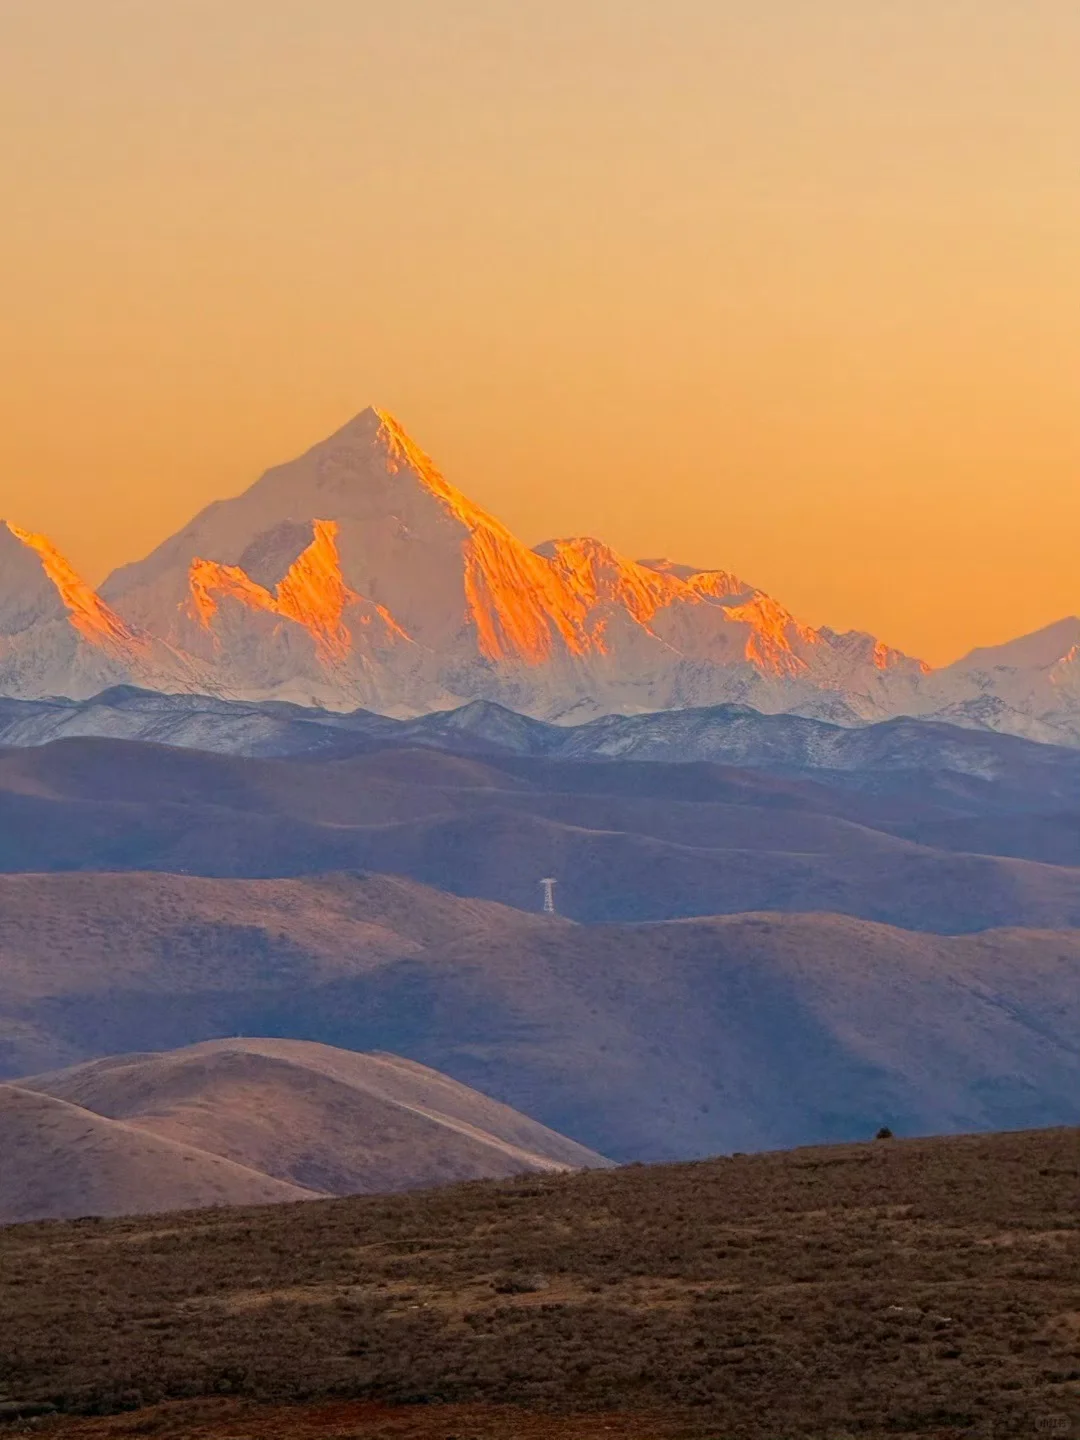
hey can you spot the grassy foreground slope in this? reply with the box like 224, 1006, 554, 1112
2, 1127, 1077, 1439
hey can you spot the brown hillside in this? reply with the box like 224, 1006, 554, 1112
2, 1126, 1077, 1439
18, 1039, 606, 1205
0, 1085, 315, 1222
0, 871, 1077, 1158
5, 1039, 606, 1223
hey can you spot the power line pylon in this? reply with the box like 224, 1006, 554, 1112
540, 877, 557, 915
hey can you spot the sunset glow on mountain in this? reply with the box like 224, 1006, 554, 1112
1, 4, 1078, 669
3, 17, 1080, 1430
188, 519, 378, 665
4, 523, 147, 656
0, 406, 1072, 747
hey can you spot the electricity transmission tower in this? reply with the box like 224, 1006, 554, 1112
540, 877, 557, 915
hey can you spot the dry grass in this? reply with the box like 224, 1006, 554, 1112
1, 1126, 1078, 1438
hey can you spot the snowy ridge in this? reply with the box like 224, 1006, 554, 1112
1, 407, 1078, 744
7, 689, 1080, 821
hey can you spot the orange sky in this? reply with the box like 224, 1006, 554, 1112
1, 0, 1078, 666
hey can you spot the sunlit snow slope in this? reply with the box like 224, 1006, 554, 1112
0, 408, 1078, 740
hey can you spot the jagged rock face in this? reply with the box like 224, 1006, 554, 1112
1, 407, 1079, 741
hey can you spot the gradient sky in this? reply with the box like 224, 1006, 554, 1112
1, 0, 1078, 665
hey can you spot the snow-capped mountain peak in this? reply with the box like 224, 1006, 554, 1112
0, 407, 1078, 743
949, 617, 1080, 674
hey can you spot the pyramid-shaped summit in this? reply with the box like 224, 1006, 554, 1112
1, 406, 1077, 742
83, 406, 929, 718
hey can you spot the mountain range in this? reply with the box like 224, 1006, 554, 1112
6, 685, 1080, 805
3, 406, 1080, 743
0, 713, 1077, 1165
3, 727, 1080, 925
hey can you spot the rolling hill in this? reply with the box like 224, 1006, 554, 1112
0, 1085, 314, 1223
0, 734, 1078, 926
1, 870, 1077, 1159
2, 1038, 607, 1223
